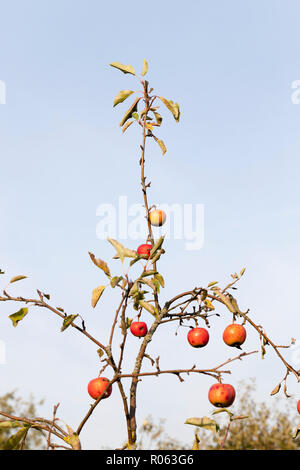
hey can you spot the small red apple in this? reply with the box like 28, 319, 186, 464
130, 321, 148, 337
87, 377, 112, 400
149, 209, 166, 227
208, 383, 236, 408
137, 243, 152, 259
187, 327, 209, 348
297, 400, 300, 415
223, 323, 246, 348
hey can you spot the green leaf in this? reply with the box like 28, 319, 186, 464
154, 273, 165, 288
110, 276, 123, 288
141, 270, 158, 278
61, 314, 78, 332
141, 59, 149, 76
3, 427, 29, 450
132, 112, 139, 120
153, 112, 162, 126
9, 308, 28, 327
120, 98, 141, 127
9, 275, 27, 284
122, 120, 133, 133
91, 286, 106, 308
113, 90, 134, 107
185, 417, 219, 433
139, 300, 157, 317
150, 237, 165, 260
110, 62, 135, 75
88, 252, 111, 277
0, 420, 22, 429
159, 97, 180, 122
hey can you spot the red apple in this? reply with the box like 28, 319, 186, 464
297, 400, 300, 415
187, 327, 209, 348
137, 243, 152, 259
130, 321, 148, 337
223, 323, 246, 348
87, 377, 112, 400
208, 383, 236, 408
149, 209, 166, 227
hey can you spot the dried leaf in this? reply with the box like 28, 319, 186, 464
88, 252, 111, 277
91, 286, 106, 308
9, 275, 27, 284
270, 383, 281, 396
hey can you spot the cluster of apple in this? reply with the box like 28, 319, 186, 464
186, 324, 246, 407
87, 209, 300, 413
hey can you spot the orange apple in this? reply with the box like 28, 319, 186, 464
87, 377, 112, 400
208, 383, 236, 408
297, 400, 300, 415
187, 327, 209, 348
149, 209, 166, 227
223, 324, 246, 348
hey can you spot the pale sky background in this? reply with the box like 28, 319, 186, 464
0, 0, 300, 449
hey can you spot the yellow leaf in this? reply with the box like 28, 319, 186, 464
91, 286, 106, 308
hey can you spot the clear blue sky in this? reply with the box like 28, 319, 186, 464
0, 0, 300, 449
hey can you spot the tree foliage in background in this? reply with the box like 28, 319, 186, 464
0, 391, 44, 450
138, 380, 300, 450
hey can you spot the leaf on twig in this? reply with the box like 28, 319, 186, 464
122, 120, 134, 133
120, 98, 141, 127
9, 308, 28, 327
91, 286, 106, 308
159, 97, 180, 122
110, 62, 135, 75
61, 315, 78, 332
88, 252, 111, 277
139, 300, 157, 317
185, 417, 219, 433
113, 90, 134, 107
107, 238, 137, 262
3, 427, 28, 450
270, 383, 281, 396
9, 275, 27, 284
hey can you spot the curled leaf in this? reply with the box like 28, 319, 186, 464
91, 286, 106, 308
159, 97, 180, 122
9, 308, 28, 327
88, 252, 111, 277
9, 275, 27, 284
270, 383, 281, 396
